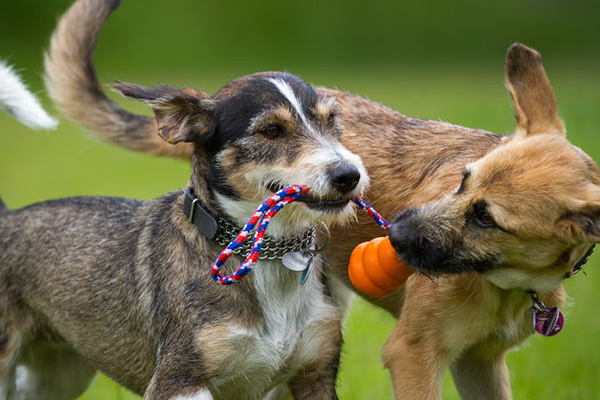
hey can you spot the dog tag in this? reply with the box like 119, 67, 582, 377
282, 251, 313, 272
300, 258, 314, 284
534, 307, 564, 337
282, 251, 315, 284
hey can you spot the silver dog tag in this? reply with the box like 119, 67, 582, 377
282, 251, 313, 272
282, 251, 315, 284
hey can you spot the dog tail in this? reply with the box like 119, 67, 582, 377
0, 61, 58, 130
44, 0, 192, 159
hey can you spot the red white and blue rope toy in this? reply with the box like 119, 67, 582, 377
210, 185, 389, 285
352, 196, 390, 231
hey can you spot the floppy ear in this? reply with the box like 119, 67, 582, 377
109, 82, 214, 144
505, 43, 565, 137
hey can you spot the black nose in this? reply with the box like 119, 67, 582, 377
330, 165, 361, 194
388, 209, 417, 255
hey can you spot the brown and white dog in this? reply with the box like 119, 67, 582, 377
42, 0, 599, 399
1, 2, 371, 400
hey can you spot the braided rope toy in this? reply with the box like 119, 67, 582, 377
210, 185, 391, 285
352, 196, 390, 230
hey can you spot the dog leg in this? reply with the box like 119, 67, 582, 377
145, 380, 214, 400
450, 350, 512, 400
14, 339, 96, 400
382, 333, 446, 400
288, 367, 339, 400
144, 358, 212, 400
287, 316, 342, 400
262, 385, 292, 400
0, 333, 20, 399
145, 385, 214, 400
167, 389, 214, 400
0, 278, 25, 400
382, 299, 454, 400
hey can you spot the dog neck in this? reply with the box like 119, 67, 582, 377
182, 186, 317, 260
482, 243, 596, 295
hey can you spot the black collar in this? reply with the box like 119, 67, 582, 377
526, 243, 596, 298
572, 244, 595, 276
183, 187, 220, 240
182, 187, 316, 260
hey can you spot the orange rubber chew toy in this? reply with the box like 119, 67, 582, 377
348, 236, 414, 297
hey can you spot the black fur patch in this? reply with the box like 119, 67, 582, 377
207, 73, 318, 151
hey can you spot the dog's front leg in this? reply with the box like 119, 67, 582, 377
145, 384, 214, 400
169, 389, 214, 400
382, 322, 447, 400
288, 363, 339, 400
144, 365, 213, 400
450, 350, 512, 400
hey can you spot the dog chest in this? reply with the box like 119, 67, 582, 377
198, 260, 341, 398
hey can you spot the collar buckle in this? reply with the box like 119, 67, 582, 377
183, 188, 219, 240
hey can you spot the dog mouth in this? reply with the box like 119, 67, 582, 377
297, 196, 351, 210
267, 183, 351, 211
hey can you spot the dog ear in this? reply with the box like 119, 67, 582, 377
505, 43, 565, 137
109, 82, 214, 144
556, 192, 600, 243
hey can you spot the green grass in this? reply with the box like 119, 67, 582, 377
1, 64, 600, 399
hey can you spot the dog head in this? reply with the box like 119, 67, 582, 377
110, 72, 368, 235
388, 44, 600, 293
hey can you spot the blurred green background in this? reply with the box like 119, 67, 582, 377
1, 0, 599, 399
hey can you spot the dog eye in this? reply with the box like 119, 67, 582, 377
327, 112, 336, 128
475, 210, 496, 228
261, 125, 285, 139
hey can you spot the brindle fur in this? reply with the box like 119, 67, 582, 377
42, 1, 600, 399
1, 2, 377, 399
0, 83, 350, 400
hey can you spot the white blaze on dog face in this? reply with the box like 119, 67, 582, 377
267, 77, 312, 131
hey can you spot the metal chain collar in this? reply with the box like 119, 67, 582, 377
214, 218, 316, 260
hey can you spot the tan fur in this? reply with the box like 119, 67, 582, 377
375, 44, 598, 399
42, 2, 599, 398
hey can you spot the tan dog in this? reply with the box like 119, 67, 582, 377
44, 1, 599, 399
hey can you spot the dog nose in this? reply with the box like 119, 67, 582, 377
388, 210, 416, 255
330, 165, 361, 194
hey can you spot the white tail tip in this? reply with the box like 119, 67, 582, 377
0, 60, 58, 130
